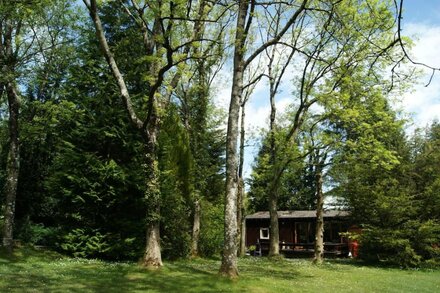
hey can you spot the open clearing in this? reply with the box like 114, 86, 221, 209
0, 247, 439, 292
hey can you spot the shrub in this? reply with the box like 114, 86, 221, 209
161, 217, 191, 260
60, 228, 111, 258
409, 220, 440, 263
15, 220, 59, 246
359, 221, 440, 268
198, 201, 224, 257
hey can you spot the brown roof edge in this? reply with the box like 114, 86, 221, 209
245, 210, 350, 219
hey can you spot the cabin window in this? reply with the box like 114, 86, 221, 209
260, 228, 269, 240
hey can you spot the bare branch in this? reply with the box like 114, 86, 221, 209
243, 73, 267, 91
244, 0, 308, 68
396, 0, 440, 86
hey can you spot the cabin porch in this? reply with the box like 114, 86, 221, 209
246, 210, 351, 257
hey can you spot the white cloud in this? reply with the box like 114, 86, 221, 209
212, 67, 232, 111
214, 85, 231, 111
401, 23, 440, 128
405, 23, 440, 68
245, 96, 293, 132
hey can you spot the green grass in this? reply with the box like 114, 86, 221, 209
0, 247, 439, 292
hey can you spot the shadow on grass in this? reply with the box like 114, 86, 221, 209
0, 249, 241, 292
0, 245, 63, 263
1, 265, 232, 292
1, 248, 335, 292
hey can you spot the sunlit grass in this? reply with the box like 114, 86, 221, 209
0, 247, 439, 292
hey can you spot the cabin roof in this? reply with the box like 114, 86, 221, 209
246, 210, 349, 219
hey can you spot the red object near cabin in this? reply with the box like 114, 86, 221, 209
350, 240, 359, 258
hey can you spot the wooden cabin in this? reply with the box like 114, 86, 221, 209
245, 210, 351, 257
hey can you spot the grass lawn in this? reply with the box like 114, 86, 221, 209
0, 247, 439, 292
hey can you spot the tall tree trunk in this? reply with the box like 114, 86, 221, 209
189, 1, 209, 258
190, 199, 201, 257
240, 211, 246, 256
237, 103, 246, 257
143, 221, 162, 267
313, 167, 324, 264
220, 79, 241, 276
268, 192, 280, 256
268, 58, 279, 257
142, 131, 162, 267
220, 1, 249, 278
2, 82, 20, 252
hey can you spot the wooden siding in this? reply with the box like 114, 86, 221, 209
245, 215, 350, 255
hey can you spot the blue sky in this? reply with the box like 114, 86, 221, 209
404, 0, 440, 24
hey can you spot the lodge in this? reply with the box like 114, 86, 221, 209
245, 210, 352, 257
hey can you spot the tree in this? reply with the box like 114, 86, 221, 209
325, 65, 432, 266
312, 146, 326, 265
259, 0, 409, 258
221, 0, 308, 277
38, 36, 148, 259
82, 0, 223, 267
407, 122, 440, 265
411, 122, 440, 221
299, 123, 335, 265
0, 0, 73, 251
259, 5, 304, 256
171, 2, 228, 257
236, 70, 255, 258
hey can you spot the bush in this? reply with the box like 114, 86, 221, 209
15, 220, 59, 246
198, 201, 224, 257
410, 220, 440, 261
360, 227, 421, 267
60, 228, 111, 258
359, 221, 440, 268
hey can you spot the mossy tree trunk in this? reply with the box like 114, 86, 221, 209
220, 0, 250, 278
142, 131, 162, 267
2, 82, 20, 252
313, 166, 324, 264
0, 7, 22, 251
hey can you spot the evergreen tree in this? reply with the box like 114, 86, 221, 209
326, 68, 439, 267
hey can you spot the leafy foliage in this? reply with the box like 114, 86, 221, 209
60, 228, 111, 258
328, 76, 439, 267
248, 134, 314, 212
2, 3, 227, 261
198, 200, 224, 257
